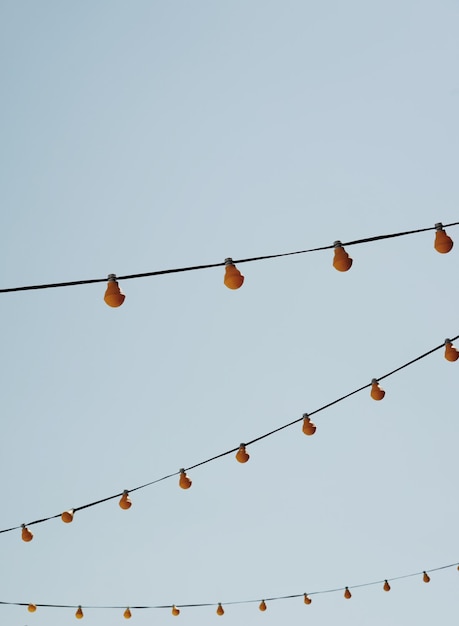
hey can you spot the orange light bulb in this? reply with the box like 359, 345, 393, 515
344, 587, 352, 599
216, 603, 225, 616
104, 274, 125, 307
75, 606, 84, 619
179, 469, 192, 489
302, 414, 316, 436
444, 339, 459, 362
423, 571, 430, 583
303, 594, 312, 605
224, 258, 244, 290
172, 605, 180, 616
383, 580, 391, 592
123, 607, 132, 619
259, 600, 267, 611
333, 241, 353, 272
370, 379, 385, 401
434, 223, 453, 254
21, 524, 33, 542
61, 509, 74, 523
119, 490, 132, 510
28, 604, 37, 613
235, 443, 250, 463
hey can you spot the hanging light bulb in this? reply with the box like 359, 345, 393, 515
444, 339, 459, 362
172, 605, 180, 616
216, 603, 225, 616
370, 379, 385, 400
61, 509, 74, 523
179, 469, 192, 489
303, 594, 312, 605
235, 443, 250, 463
259, 600, 267, 611
75, 606, 84, 619
104, 274, 125, 307
224, 258, 244, 289
302, 413, 316, 436
434, 223, 453, 254
333, 241, 353, 272
21, 524, 33, 542
27, 604, 37, 613
119, 490, 132, 510
344, 587, 352, 599
123, 607, 132, 619
423, 571, 430, 583
383, 580, 391, 592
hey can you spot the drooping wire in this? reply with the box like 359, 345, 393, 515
0, 221, 456, 294
2, 334, 456, 537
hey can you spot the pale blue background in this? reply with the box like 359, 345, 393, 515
0, 2, 458, 625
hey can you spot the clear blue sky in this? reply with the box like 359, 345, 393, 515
1, 2, 458, 625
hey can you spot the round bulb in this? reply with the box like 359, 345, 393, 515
434, 226, 453, 254
383, 580, 391, 592
61, 509, 74, 523
172, 605, 180, 616
259, 600, 267, 611
302, 414, 316, 436
75, 606, 84, 619
216, 603, 225, 616
28, 604, 37, 613
123, 608, 132, 619
370, 379, 385, 401
104, 275, 125, 307
179, 469, 192, 489
333, 242, 353, 272
303, 594, 312, 605
444, 340, 459, 362
344, 587, 352, 599
235, 444, 250, 463
119, 491, 132, 510
21, 525, 33, 542
423, 571, 430, 583
224, 259, 244, 290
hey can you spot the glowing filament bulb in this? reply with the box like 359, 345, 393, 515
444, 339, 459, 362
434, 223, 453, 254
383, 580, 391, 592
259, 600, 267, 611
303, 594, 312, 605
333, 241, 353, 272
302, 414, 316, 436
75, 606, 84, 619
370, 379, 385, 401
172, 605, 180, 616
21, 524, 33, 542
28, 604, 37, 613
123, 608, 132, 619
344, 587, 352, 599
61, 509, 74, 523
104, 274, 125, 307
216, 603, 225, 616
235, 443, 250, 463
423, 571, 430, 583
224, 258, 244, 290
179, 469, 192, 489
119, 490, 132, 510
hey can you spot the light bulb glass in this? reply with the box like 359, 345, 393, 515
75, 606, 84, 619
303, 594, 312, 605
444, 340, 459, 362
235, 444, 250, 463
179, 469, 192, 489
302, 415, 316, 436
344, 587, 352, 599
224, 259, 244, 290
259, 600, 267, 611
104, 275, 125, 307
172, 605, 180, 616
216, 603, 225, 616
61, 509, 74, 523
434, 227, 453, 253
119, 491, 132, 510
370, 379, 385, 401
28, 604, 37, 613
123, 608, 132, 619
333, 242, 353, 272
383, 580, 391, 592
21, 525, 33, 542
423, 571, 430, 583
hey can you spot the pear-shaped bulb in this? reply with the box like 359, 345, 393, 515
444, 339, 459, 362
303, 594, 312, 605
104, 274, 125, 307
119, 491, 132, 510
302, 414, 316, 436
61, 509, 74, 523
235, 444, 250, 463
423, 571, 430, 583
123, 607, 132, 619
344, 587, 352, 599
370, 379, 385, 401
21, 524, 33, 542
434, 224, 453, 254
383, 580, 391, 592
259, 600, 267, 611
216, 603, 225, 616
75, 606, 84, 619
224, 259, 244, 289
28, 604, 37, 613
172, 605, 180, 616
179, 469, 192, 489
333, 241, 353, 272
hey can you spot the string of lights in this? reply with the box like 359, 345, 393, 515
0, 221, 456, 298
6, 335, 458, 542
4, 561, 459, 618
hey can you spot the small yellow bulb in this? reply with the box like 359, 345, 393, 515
235, 443, 250, 463
302, 414, 316, 436
224, 258, 244, 289
423, 571, 430, 583
303, 594, 312, 605
333, 241, 353, 272
259, 600, 267, 611
434, 223, 453, 254
21, 524, 33, 542
370, 379, 385, 401
123, 607, 132, 619
61, 509, 74, 523
344, 587, 352, 599
179, 469, 192, 489
216, 603, 225, 616
28, 604, 37, 613
383, 580, 391, 592
75, 605, 84, 619
444, 339, 459, 362
172, 605, 180, 616
119, 490, 132, 510
104, 274, 125, 307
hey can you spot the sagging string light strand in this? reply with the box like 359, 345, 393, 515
4, 334, 458, 541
